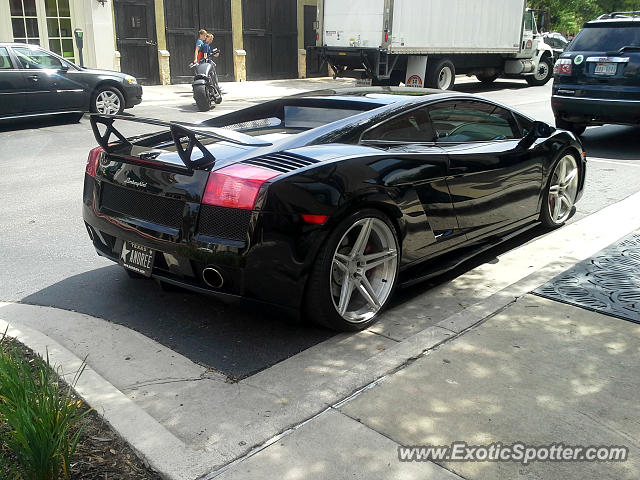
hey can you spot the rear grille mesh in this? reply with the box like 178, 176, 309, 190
100, 182, 185, 228
198, 205, 251, 241
243, 152, 319, 173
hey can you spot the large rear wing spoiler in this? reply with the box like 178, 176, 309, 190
89, 114, 272, 169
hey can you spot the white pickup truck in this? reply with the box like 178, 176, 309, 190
309, 0, 554, 89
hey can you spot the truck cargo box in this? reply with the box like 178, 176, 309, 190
322, 0, 525, 55
390, 0, 525, 54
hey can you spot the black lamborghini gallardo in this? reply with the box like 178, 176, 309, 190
83, 87, 586, 331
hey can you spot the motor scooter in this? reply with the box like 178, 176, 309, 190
190, 50, 222, 112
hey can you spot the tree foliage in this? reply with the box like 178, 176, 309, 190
528, 0, 640, 33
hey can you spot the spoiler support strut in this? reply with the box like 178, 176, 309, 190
89, 114, 272, 170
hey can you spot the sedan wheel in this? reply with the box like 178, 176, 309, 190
305, 210, 400, 331
93, 87, 124, 115
541, 154, 579, 227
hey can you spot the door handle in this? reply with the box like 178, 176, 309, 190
28, 75, 39, 81
145, 40, 156, 45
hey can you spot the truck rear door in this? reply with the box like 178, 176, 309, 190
322, 0, 384, 47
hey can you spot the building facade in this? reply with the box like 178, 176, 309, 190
0, 0, 117, 70
0, 0, 322, 84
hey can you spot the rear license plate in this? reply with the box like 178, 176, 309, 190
120, 241, 155, 277
594, 63, 617, 75
356, 78, 373, 86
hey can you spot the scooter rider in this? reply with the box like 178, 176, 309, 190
193, 29, 207, 64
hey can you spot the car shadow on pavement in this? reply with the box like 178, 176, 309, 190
581, 125, 640, 161
20, 265, 334, 380
452, 79, 531, 94
0, 113, 83, 132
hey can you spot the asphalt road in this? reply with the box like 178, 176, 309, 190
1, 77, 639, 378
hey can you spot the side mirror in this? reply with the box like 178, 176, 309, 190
531, 120, 555, 139
518, 120, 555, 150
59, 63, 69, 72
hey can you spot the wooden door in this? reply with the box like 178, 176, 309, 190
164, 0, 233, 83
242, 0, 297, 80
114, 0, 159, 85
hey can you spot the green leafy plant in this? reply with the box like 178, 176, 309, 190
0, 330, 88, 480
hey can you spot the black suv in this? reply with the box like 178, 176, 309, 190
551, 12, 640, 135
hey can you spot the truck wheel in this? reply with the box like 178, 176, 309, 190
555, 118, 587, 136
426, 59, 455, 90
193, 84, 211, 111
476, 73, 500, 84
526, 57, 553, 86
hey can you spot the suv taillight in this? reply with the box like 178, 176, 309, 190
202, 164, 278, 210
554, 58, 573, 75
86, 147, 103, 178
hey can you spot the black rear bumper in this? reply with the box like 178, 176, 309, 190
82, 175, 325, 313
552, 94, 640, 126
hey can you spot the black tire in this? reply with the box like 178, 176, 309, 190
476, 73, 500, 84
426, 58, 456, 90
304, 209, 400, 332
193, 84, 211, 111
539, 152, 580, 229
555, 118, 587, 136
91, 86, 125, 115
526, 56, 553, 86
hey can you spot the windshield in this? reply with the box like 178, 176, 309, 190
568, 24, 640, 52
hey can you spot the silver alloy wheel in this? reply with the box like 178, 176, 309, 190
437, 66, 453, 89
330, 217, 398, 324
95, 90, 121, 115
548, 155, 579, 224
534, 61, 550, 81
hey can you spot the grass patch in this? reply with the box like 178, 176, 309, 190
0, 331, 88, 480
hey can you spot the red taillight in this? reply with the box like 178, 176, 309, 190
301, 214, 328, 225
86, 147, 103, 178
316, 33, 319, 41
554, 58, 572, 75
385, 32, 389, 43
202, 164, 278, 210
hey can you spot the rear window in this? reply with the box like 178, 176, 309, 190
568, 24, 640, 52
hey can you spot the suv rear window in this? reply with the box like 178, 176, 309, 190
569, 24, 640, 52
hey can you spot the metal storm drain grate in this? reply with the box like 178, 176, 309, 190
534, 231, 640, 324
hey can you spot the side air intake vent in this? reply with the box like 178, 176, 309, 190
243, 152, 319, 174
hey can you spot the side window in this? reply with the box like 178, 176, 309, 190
13, 47, 63, 69
428, 100, 520, 143
361, 108, 435, 143
0, 48, 13, 69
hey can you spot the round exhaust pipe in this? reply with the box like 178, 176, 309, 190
202, 267, 224, 289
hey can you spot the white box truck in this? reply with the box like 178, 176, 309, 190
310, 0, 554, 89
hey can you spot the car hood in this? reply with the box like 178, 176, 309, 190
79, 67, 130, 79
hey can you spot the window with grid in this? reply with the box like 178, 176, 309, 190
10, 0, 40, 45
45, 0, 74, 62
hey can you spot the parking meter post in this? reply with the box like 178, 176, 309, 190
74, 28, 84, 67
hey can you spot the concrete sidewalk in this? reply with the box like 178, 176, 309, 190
209, 294, 640, 480
3, 192, 640, 479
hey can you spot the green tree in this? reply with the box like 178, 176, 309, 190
528, 0, 640, 34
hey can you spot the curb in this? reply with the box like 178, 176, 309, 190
0, 316, 209, 480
